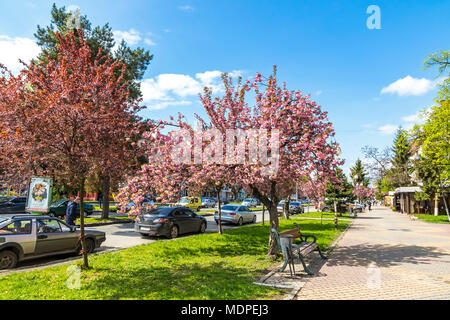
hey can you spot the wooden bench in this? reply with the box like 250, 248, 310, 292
271, 223, 327, 275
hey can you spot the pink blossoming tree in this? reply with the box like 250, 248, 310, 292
118, 67, 343, 258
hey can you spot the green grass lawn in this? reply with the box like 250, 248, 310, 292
292, 211, 356, 220
0, 219, 349, 300
412, 214, 450, 224
92, 205, 118, 212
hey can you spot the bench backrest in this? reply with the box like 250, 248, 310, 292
271, 226, 302, 251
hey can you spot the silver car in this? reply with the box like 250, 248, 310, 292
214, 205, 256, 226
201, 198, 216, 208
0, 214, 106, 270
241, 198, 259, 208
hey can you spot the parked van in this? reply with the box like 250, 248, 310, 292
176, 196, 202, 211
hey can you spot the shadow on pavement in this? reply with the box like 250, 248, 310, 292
324, 243, 450, 268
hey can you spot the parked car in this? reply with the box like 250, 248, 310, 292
0, 197, 10, 204
119, 198, 155, 213
277, 200, 305, 214
347, 201, 364, 213
0, 214, 106, 269
135, 207, 207, 238
241, 198, 259, 208
0, 197, 27, 214
214, 205, 256, 226
176, 196, 202, 211
48, 199, 94, 218
201, 198, 216, 208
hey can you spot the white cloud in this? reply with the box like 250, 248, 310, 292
315, 90, 323, 96
401, 107, 432, 130
148, 100, 192, 111
381, 75, 438, 96
378, 124, 398, 135
0, 35, 40, 73
144, 38, 156, 46
113, 29, 142, 50
67, 5, 80, 12
179, 5, 195, 11
141, 70, 242, 110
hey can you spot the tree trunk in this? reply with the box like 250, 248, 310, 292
443, 193, 450, 222
282, 196, 290, 220
267, 204, 279, 259
79, 178, 89, 269
434, 196, 439, 216
262, 205, 265, 225
319, 202, 323, 225
101, 175, 110, 219
217, 190, 223, 235
334, 199, 338, 231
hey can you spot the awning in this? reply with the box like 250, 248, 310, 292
394, 186, 422, 194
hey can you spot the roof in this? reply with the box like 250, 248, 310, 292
394, 186, 422, 194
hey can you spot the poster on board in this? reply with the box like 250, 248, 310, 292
26, 177, 53, 213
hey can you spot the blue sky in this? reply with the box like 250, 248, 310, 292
1, 0, 449, 176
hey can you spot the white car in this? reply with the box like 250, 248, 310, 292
241, 198, 259, 208
214, 205, 256, 226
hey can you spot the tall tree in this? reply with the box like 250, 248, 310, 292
118, 68, 343, 258
0, 31, 144, 268
424, 50, 449, 101
34, 4, 153, 218
324, 169, 354, 214
350, 159, 370, 187
389, 128, 413, 188
412, 100, 450, 218
34, 4, 153, 100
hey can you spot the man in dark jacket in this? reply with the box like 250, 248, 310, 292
66, 197, 80, 226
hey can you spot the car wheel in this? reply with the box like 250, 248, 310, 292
48, 212, 55, 217
199, 222, 206, 234
140, 233, 149, 238
0, 250, 18, 270
85, 238, 95, 254
76, 239, 95, 255
169, 225, 179, 239
252, 215, 257, 224
237, 218, 243, 226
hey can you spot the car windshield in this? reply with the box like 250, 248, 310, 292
143, 207, 173, 216
222, 205, 239, 211
179, 198, 190, 204
0, 217, 10, 224
291, 202, 300, 206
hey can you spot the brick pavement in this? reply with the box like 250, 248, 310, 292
295, 206, 450, 300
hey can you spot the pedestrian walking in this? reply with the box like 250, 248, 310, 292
66, 197, 80, 226
368, 202, 372, 211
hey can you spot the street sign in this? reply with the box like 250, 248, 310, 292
26, 177, 53, 213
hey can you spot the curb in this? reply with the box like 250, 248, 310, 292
76, 219, 134, 227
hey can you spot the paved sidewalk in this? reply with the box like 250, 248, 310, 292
294, 206, 450, 300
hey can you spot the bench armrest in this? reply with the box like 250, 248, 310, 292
299, 234, 317, 243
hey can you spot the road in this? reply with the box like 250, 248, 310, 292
15, 205, 316, 269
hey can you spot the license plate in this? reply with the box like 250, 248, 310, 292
140, 227, 151, 231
